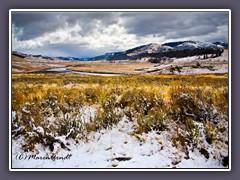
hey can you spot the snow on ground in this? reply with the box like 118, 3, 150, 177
79, 106, 97, 124
174, 67, 228, 75
46, 64, 66, 68
146, 52, 228, 75
12, 117, 224, 169
158, 67, 228, 75
172, 52, 228, 64
45, 67, 123, 76
172, 56, 200, 63
46, 67, 67, 72
147, 64, 228, 75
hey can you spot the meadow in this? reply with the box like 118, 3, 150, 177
11, 73, 229, 166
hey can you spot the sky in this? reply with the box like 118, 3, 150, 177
12, 11, 229, 58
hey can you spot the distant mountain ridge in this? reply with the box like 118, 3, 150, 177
89, 40, 227, 61
12, 51, 83, 61
212, 41, 228, 49
12, 40, 228, 61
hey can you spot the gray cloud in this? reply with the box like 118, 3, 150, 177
12, 11, 229, 57
12, 12, 64, 40
12, 12, 119, 40
120, 12, 228, 38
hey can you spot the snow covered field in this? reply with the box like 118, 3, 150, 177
11, 74, 229, 170
146, 52, 228, 75
12, 116, 227, 169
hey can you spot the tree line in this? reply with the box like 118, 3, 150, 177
139, 48, 224, 63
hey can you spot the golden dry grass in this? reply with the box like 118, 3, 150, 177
12, 55, 158, 74
68, 61, 156, 74
12, 55, 95, 73
12, 73, 228, 110
11, 73, 229, 157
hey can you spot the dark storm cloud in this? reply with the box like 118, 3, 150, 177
120, 12, 228, 39
13, 11, 228, 41
120, 12, 181, 36
12, 12, 64, 40
166, 25, 217, 39
12, 12, 119, 40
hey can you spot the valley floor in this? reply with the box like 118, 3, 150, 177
12, 52, 228, 76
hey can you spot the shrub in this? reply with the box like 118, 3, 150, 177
120, 89, 164, 116
169, 88, 220, 123
98, 95, 123, 129
136, 110, 168, 134
204, 121, 218, 144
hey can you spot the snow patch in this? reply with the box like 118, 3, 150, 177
22, 108, 30, 114
12, 118, 225, 168
79, 106, 97, 124
33, 126, 45, 136
12, 111, 17, 122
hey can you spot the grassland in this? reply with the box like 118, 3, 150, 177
12, 73, 228, 163
68, 61, 157, 74
12, 54, 158, 75
12, 55, 90, 73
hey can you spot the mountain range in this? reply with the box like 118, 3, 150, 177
12, 40, 228, 61
88, 41, 227, 61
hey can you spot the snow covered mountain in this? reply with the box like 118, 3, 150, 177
126, 43, 174, 56
212, 41, 228, 49
12, 51, 83, 61
90, 41, 225, 61
88, 52, 127, 61
162, 40, 222, 50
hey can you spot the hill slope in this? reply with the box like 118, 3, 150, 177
90, 41, 226, 61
